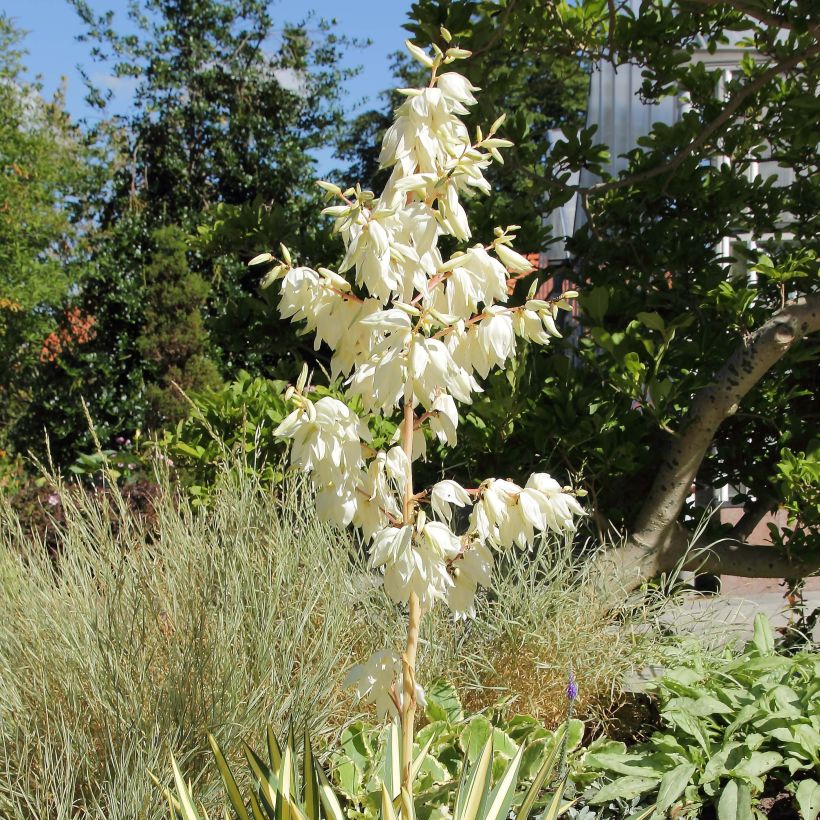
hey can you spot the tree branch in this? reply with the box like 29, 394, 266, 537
599, 294, 820, 588
686, 535, 820, 578
581, 32, 820, 196
729, 494, 778, 542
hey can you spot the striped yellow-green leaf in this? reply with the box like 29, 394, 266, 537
540, 779, 574, 820
288, 725, 301, 798
315, 755, 345, 820
276, 737, 293, 820
171, 756, 203, 820
483, 742, 525, 820
244, 743, 279, 815
455, 735, 493, 820
515, 723, 566, 820
247, 792, 267, 820
380, 782, 398, 820
411, 734, 436, 783
302, 730, 320, 820
208, 733, 251, 820
384, 719, 401, 800
400, 786, 415, 820
267, 726, 283, 771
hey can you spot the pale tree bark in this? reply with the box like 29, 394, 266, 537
599, 294, 820, 591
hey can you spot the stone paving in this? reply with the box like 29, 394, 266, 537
624, 575, 820, 691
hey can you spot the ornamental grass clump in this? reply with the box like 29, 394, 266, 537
256, 36, 585, 802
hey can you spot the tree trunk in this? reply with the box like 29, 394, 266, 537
598, 295, 820, 592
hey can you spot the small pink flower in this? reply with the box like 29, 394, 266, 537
47, 493, 61, 507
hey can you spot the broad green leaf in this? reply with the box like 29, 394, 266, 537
717, 780, 737, 820
491, 728, 518, 760
207, 734, 250, 820
663, 709, 711, 754
589, 776, 658, 805
416, 721, 447, 749
688, 695, 734, 717
506, 715, 544, 743
580, 286, 609, 324
583, 751, 665, 779
729, 750, 782, 779
718, 780, 753, 820
796, 779, 820, 820
653, 763, 695, 817
752, 613, 775, 655
636, 311, 665, 332
425, 679, 464, 724
565, 719, 585, 752
460, 717, 492, 763
702, 742, 744, 783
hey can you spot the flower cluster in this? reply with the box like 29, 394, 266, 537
258, 38, 583, 716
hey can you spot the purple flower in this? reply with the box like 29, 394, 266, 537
47, 493, 61, 507
115, 436, 126, 445
566, 670, 578, 701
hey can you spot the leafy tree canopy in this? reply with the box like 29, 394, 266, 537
396, 0, 819, 582
0, 14, 97, 452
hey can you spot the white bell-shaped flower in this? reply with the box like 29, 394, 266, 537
430, 479, 472, 524
344, 649, 401, 718
446, 540, 494, 620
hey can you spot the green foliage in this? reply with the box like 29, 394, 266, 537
326, 681, 582, 819
7, 1, 359, 468
0, 15, 96, 453
397, 0, 820, 571
164, 702, 578, 820
0, 473, 391, 818
577, 615, 820, 819
137, 225, 222, 427
71, 0, 356, 375
159, 371, 291, 497
159, 372, 399, 501
0, 464, 666, 817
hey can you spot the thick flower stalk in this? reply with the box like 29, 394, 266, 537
257, 35, 584, 803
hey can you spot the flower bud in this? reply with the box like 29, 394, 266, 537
316, 180, 342, 196
279, 243, 292, 266
406, 40, 434, 68
296, 363, 310, 393
248, 252, 273, 267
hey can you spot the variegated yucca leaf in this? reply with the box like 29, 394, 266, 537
164, 717, 575, 820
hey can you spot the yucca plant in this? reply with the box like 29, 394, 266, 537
161, 720, 577, 820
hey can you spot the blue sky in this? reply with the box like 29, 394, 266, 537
3, 0, 413, 125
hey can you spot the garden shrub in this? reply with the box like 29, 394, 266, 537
575, 615, 820, 819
